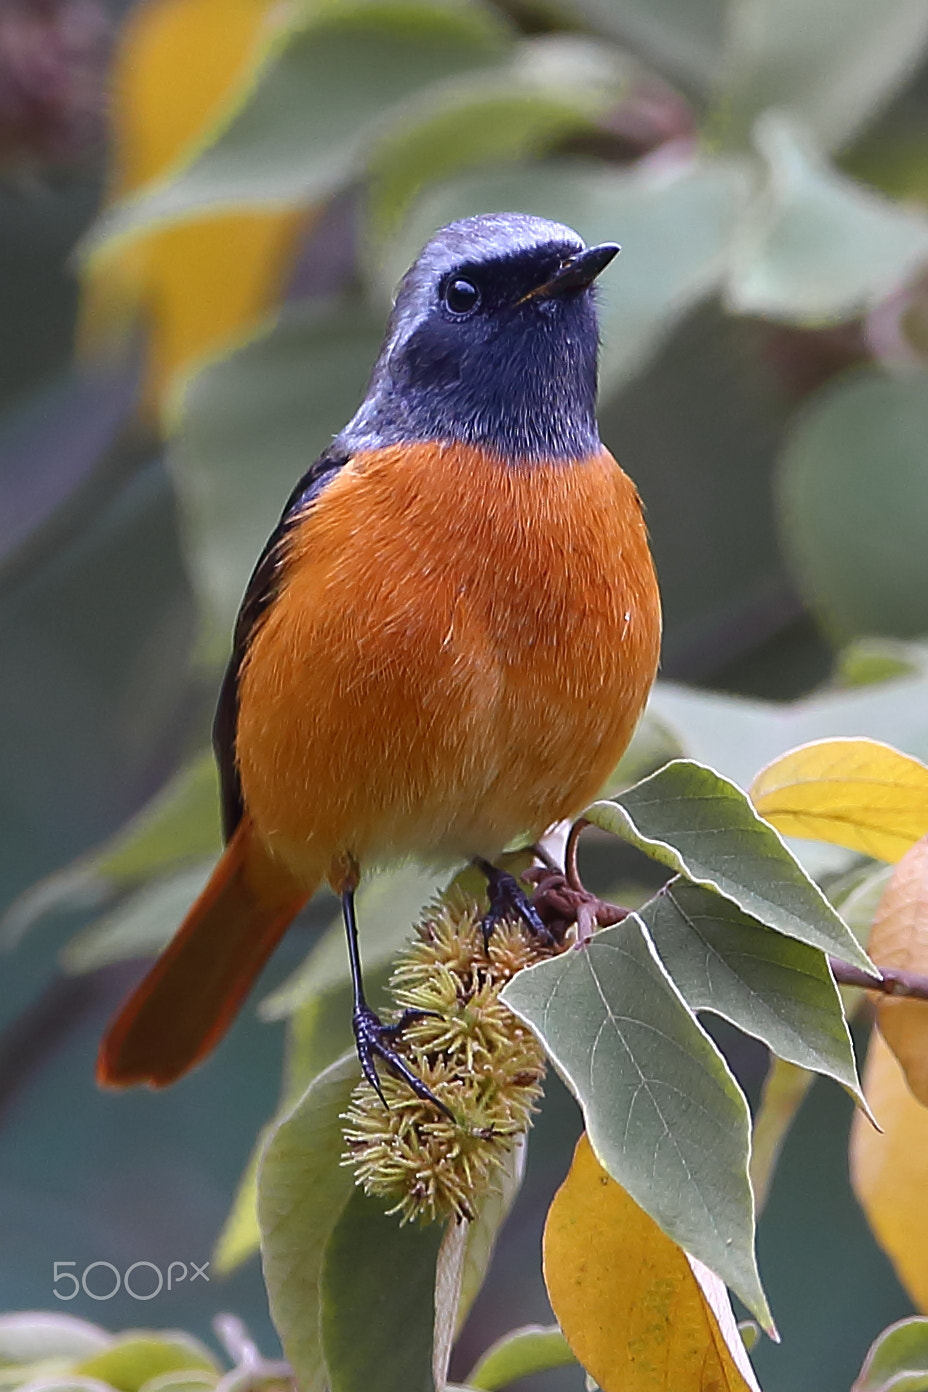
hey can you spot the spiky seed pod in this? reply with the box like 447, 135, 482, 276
342, 891, 568, 1224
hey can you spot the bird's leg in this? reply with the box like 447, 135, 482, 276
342, 881, 453, 1119
474, 856, 554, 946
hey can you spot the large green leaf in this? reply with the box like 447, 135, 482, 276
75, 1337, 218, 1392
92, 750, 220, 882
588, 758, 875, 971
465, 1324, 576, 1390
88, 0, 509, 250
778, 370, 928, 642
710, 0, 928, 151
834, 864, 894, 952
320, 1188, 445, 1392
562, 0, 725, 91
171, 302, 384, 647
0, 1315, 110, 1364
0, 1381, 112, 1392
455, 1138, 526, 1335
0, 748, 218, 949
60, 862, 213, 974
649, 645, 928, 797
639, 877, 861, 1096
257, 1052, 360, 1392
367, 35, 633, 236
380, 153, 751, 396
853, 1318, 928, 1392
427, 1147, 530, 1387
216, 967, 392, 1275
726, 116, 928, 325
501, 914, 772, 1329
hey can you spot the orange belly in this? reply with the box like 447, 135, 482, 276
235, 441, 661, 887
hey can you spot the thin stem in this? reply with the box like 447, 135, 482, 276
564, 817, 589, 893
830, 958, 928, 1001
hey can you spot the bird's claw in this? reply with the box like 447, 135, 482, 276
478, 863, 554, 946
377, 1006, 439, 1041
352, 1004, 454, 1120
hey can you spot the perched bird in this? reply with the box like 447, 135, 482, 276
98, 212, 662, 1104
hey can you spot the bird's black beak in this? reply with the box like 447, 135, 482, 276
519, 242, 620, 303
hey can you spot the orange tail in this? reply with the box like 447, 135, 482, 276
97, 820, 311, 1087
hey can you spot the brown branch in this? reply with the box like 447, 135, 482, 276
529, 854, 928, 1003
829, 959, 928, 1002
563, 817, 589, 894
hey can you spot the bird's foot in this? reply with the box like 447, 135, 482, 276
476, 859, 554, 947
352, 1003, 454, 1120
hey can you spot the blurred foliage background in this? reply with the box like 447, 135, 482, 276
3, 0, 928, 1388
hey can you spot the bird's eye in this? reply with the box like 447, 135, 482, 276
444, 277, 481, 315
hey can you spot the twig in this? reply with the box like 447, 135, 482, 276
532, 840, 928, 1004
829, 959, 928, 1001
563, 817, 589, 893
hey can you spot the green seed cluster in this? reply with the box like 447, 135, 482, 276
342, 894, 564, 1223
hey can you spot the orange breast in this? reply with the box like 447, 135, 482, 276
234, 441, 661, 886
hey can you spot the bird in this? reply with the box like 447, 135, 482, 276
97, 211, 662, 1106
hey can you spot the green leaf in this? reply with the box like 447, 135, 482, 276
170, 302, 384, 648
456, 1137, 527, 1334
2, 1381, 113, 1392
561, 0, 725, 91
648, 642, 928, 804
75, 1338, 217, 1392
320, 1188, 445, 1392
466, 1324, 576, 1391
640, 877, 862, 1098
434, 1222, 468, 1389
367, 35, 631, 236
834, 864, 895, 952
378, 152, 751, 396
501, 914, 773, 1330
213, 1139, 263, 1277
0, 1314, 111, 1364
87, 0, 509, 250
417, 1132, 528, 1377
257, 1052, 360, 1392
60, 861, 213, 973
854, 1318, 928, 1392
588, 757, 875, 972
217, 966, 391, 1275
837, 638, 927, 689
138, 1376, 216, 1392
726, 116, 928, 325
749, 1057, 814, 1213
0, 750, 219, 949
94, 750, 220, 882
710, 0, 928, 150
738, 1321, 761, 1352
260, 865, 443, 1018
778, 370, 928, 642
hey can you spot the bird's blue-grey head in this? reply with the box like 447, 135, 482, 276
337, 213, 618, 462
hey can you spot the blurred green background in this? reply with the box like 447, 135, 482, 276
3, 0, 928, 1388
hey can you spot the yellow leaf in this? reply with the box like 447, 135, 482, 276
78, 0, 304, 409
543, 1134, 761, 1392
851, 1030, 928, 1312
869, 834, 928, 1105
750, 737, 928, 862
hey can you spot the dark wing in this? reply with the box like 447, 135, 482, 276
213, 445, 350, 841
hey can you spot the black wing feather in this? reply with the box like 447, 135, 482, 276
213, 445, 350, 841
